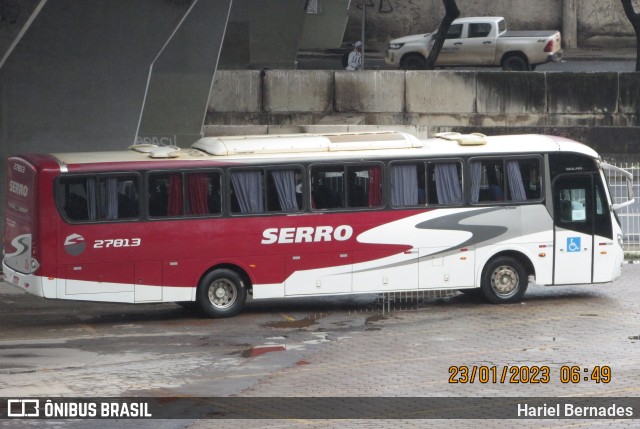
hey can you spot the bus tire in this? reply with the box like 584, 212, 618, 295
480, 257, 528, 304
197, 269, 247, 318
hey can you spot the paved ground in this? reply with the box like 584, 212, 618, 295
1, 264, 639, 428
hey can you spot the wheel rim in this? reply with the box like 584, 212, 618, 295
207, 278, 237, 309
490, 265, 519, 298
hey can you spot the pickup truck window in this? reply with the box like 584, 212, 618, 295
498, 19, 506, 33
445, 24, 462, 39
469, 23, 492, 38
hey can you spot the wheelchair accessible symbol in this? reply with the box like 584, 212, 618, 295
567, 237, 581, 252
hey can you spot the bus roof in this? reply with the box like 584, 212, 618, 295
47, 132, 599, 170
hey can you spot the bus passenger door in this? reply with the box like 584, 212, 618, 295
553, 174, 593, 284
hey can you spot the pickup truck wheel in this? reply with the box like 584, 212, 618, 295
502, 55, 529, 71
400, 54, 427, 70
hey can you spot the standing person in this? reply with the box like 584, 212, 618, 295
345, 41, 363, 71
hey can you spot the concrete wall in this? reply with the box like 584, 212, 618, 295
576, 0, 636, 47
341, 0, 635, 49
205, 69, 640, 156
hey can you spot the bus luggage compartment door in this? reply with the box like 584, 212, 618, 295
419, 248, 475, 289
285, 252, 352, 295
135, 260, 162, 302
64, 262, 134, 298
352, 249, 419, 292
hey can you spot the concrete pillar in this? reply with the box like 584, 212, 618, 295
562, 0, 578, 48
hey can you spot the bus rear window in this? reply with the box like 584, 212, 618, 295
57, 175, 140, 222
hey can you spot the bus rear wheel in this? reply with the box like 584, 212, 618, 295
481, 257, 528, 304
197, 269, 247, 318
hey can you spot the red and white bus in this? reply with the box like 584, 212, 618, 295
3, 131, 634, 317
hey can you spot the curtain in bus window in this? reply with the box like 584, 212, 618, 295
187, 174, 209, 215
368, 166, 382, 207
434, 163, 462, 204
507, 160, 527, 201
105, 178, 119, 220
271, 170, 298, 211
391, 164, 418, 206
168, 174, 183, 216
470, 162, 482, 203
115, 178, 139, 218
231, 170, 264, 213
86, 178, 97, 221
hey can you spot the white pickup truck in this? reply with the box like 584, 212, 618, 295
385, 16, 562, 71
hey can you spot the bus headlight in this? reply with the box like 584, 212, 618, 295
618, 234, 623, 247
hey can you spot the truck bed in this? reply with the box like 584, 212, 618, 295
501, 30, 557, 38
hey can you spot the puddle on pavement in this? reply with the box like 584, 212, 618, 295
363, 314, 387, 331
365, 315, 387, 324
264, 315, 322, 329
241, 344, 287, 358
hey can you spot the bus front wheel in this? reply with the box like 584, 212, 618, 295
197, 269, 247, 318
481, 257, 528, 304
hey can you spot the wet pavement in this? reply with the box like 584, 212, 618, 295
1, 264, 640, 428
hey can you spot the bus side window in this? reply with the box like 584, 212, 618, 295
470, 160, 504, 203
66, 193, 89, 221
185, 172, 221, 216
506, 158, 541, 202
230, 169, 265, 214
60, 178, 91, 221
148, 173, 182, 217
311, 167, 344, 209
112, 177, 140, 219
390, 163, 425, 207
59, 175, 140, 222
346, 165, 382, 208
427, 162, 463, 205
64, 184, 89, 221
267, 168, 302, 212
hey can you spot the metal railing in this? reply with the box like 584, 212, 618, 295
605, 162, 640, 251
